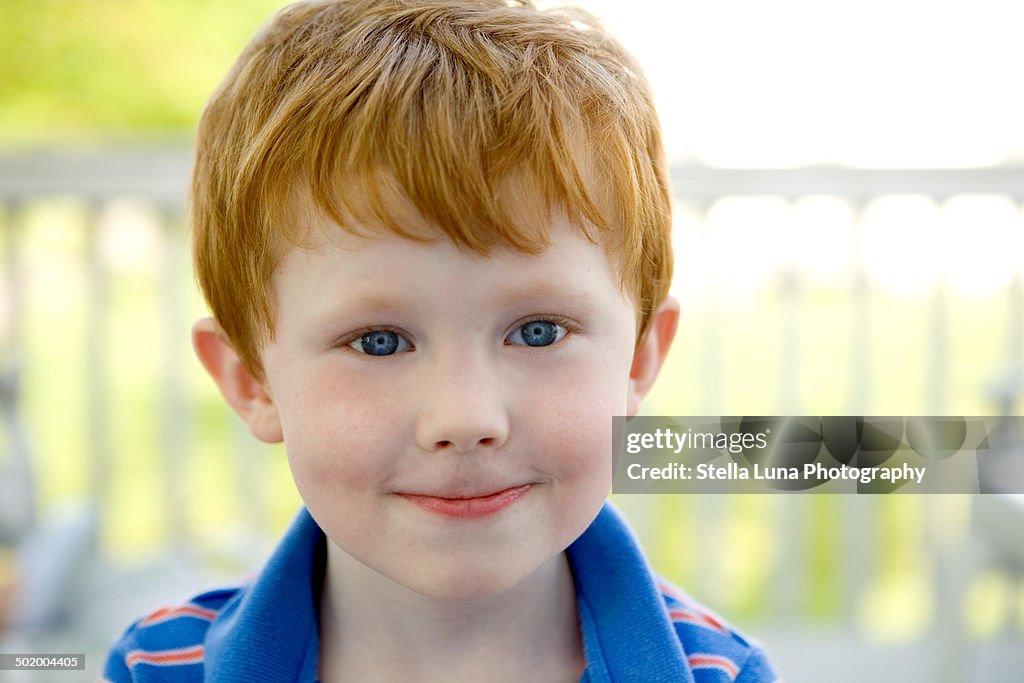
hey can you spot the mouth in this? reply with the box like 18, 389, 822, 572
395, 484, 534, 519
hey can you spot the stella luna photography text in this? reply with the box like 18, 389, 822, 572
625, 460, 926, 484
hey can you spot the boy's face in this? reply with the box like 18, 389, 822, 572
197, 203, 676, 601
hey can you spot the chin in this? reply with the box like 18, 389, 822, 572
400, 560, 535, 603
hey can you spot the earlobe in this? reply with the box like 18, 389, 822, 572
626, 297, 680, 417
191, 317, 284, 443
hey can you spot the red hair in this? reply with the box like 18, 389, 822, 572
192, 0, 672, 375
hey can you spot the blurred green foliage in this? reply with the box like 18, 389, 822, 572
0, 0, 287, 146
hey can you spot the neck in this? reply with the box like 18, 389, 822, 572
317, 541, 584, 683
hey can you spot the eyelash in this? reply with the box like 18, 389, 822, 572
504, 315, 578, 347
336, 315, 580, 355
336, 326, 414, 353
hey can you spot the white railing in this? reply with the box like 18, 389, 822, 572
1, 150, 1023, 682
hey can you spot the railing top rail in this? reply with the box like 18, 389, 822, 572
2, 149, 1024, 203
671, 163, 1024, 203
0, 149, 192, 204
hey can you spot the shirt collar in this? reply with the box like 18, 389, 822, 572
202, 502, 692, 683
567, 502, 694, 683
204, 508, 323, 682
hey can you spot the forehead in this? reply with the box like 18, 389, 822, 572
277, 208, 606, 289
269, 205, 631, 319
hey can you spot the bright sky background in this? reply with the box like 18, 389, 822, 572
557, 0, 1024, 301
574, 0, 1024, 167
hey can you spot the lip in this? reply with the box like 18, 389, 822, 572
396, 484, 533, 519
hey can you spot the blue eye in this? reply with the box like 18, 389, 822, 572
507, 320, 567, 347
350, 330, 411, 356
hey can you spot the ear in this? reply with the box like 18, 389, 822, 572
192, 317, 283, 443
626, 297, 680, 417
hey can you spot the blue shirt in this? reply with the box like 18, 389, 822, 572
104, 502, 778, 682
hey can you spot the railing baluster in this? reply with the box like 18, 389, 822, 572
2, 201, 25, 364
85, 200, 112, 526
693, 200, 722, 415
849, 200, 872, 413
158, 205, 189, 549
928, 197, 953, 416
1, 200, 37, 542
772, 495, 805, 624
777, 239, 800, 413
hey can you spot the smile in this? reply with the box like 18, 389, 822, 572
396, 484, 533, 519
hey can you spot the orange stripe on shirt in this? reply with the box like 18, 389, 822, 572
657, 579, 692, 604
140, 605, 218, 626
125, 645, 205, 668
668, 608, 729, 635
688, 654, 740, 680
659, 580, 731, 635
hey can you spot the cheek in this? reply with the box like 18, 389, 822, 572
275, 366, 407, 491
526, 352, 631, 481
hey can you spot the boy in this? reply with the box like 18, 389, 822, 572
105, 0, 777, 680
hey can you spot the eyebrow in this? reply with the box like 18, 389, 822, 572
314, 278, 598, 320
485, 279, 598, 310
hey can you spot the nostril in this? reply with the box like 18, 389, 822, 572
433, 437, 499, 451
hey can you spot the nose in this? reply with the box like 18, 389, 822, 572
414, 350, 510, 454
